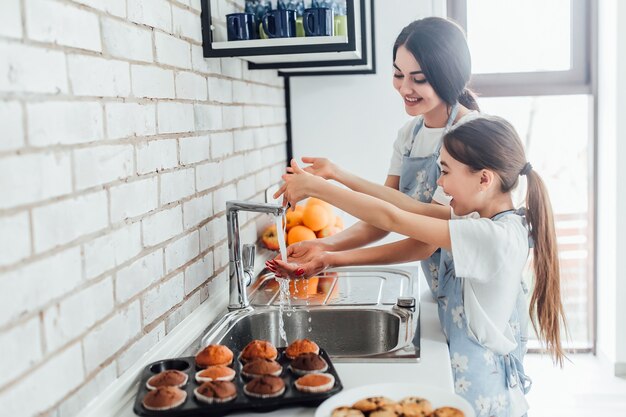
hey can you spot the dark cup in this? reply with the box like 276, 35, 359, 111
226, 13, 256, 41
303, 7, 334, 36
262, 9, 297, 38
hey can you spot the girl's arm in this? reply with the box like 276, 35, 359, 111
327, 238, 436, 267
269, 238, 436, 278
275, 158, 449, 220
333, 166, 450, 219
282, 160, 452, 251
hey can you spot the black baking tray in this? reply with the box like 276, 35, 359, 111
133, 347, 343, 416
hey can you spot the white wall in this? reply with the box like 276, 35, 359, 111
0, 0, 286, 415
597, 0, 626, 375
290, 0, 437, 185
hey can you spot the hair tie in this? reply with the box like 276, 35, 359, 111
520, 162, 533, 176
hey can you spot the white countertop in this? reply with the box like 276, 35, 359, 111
112, 272, 452, 417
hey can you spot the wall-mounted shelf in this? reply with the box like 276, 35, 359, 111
200, 0, 374, 74
210, 35, 348, 49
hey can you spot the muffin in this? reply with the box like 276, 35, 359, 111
146, 370, 188, 390
285, 338, 320, 359
240, 340, 278, 363
241, 358, 283, 378
288, 352, 328, 375
193, 380, 237, 404
352, 397, 396, 413
195, 344, 234, 368
399, 396, 433, 417
294, 373, 335, 393
331, 407, 366, 417
243, 375, 285, 398
142, 386, 187, 410
430, 407, 465, 417
195, 365, 236, 383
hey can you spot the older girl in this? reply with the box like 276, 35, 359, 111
269, 116, 566, 417
275, 17, 481, 294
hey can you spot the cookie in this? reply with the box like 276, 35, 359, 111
370, 409, 400, 417
331, 406, 366, 417
399, 396, 433, 417
430, 406, 465, 417
352, 396, 396, 412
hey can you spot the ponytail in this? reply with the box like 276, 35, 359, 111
525, 169, 567, 366
458, 88, 480, 111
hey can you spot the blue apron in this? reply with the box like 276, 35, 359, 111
398, 103, 459, 297
438, 209, 531, 417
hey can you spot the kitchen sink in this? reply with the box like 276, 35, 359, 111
198, 267, 421, 362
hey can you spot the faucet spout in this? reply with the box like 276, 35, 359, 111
226, 200, 285, 310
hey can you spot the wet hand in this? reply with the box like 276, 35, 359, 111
278, 159, 321, 209
300, 157, 336, 180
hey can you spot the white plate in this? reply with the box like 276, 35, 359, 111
315, 383, 475, 417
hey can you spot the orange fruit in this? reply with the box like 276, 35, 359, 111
285, 210, 303, 231
295, 204, 305, 212
261, 225, 280, 250
316, 225, 340, 238
287, 225, 316, 245
306, 197, 335, 222
302, 205, 329, 232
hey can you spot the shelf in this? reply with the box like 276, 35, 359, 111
211, 35, 349, 50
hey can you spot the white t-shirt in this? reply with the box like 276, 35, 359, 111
448, 213, 530, 355
388, 112, 480, 204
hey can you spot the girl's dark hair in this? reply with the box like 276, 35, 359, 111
443, 116, 566, 366
393, 17, 479, 111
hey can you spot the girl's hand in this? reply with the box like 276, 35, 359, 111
300, 157, 337, 180
264, 241, 330, 278
275, 159, 323, 209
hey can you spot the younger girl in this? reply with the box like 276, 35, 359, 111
268, 116, 566, 417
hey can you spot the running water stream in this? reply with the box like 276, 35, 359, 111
274, 214, 291, 345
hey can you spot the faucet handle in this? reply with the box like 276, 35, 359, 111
242, 243, 255, 272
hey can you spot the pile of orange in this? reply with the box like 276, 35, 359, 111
260, 198, 345, 250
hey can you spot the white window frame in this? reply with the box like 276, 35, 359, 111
447, 0, 592, 97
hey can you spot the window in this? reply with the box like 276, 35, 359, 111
448, 0, 595, 350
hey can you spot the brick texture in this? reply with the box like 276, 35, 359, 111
0, 0, 286, 415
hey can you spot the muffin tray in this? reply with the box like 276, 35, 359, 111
133, 347, 343, 416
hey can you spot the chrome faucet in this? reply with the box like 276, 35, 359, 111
226, 200, 286, 310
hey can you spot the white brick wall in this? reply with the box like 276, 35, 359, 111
131, 65, 175, 98
43, 277, 114, 351
101, 17, 153, 63
0, 212, 31, 266
110, 177, 159, 222
0, 101, 24, 151
28, 101, 103, 146
1, 157, 51, 213
73, 145, 134, 190
0, 0, 286, 415
25, 0, 101, 52
106, 102, 157, 139
136, 139, 179, 174
115, 250, 164, 303
157, 101, 194, 133
83, 302, 141, 373
0, 0, 22, 39
0, 42, 68, 93
68, 55, 131, 97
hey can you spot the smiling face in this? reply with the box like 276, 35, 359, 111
392, 45, 446, 119
436, 146, 485, 216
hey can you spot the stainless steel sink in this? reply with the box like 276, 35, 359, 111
198, 267, 421, 362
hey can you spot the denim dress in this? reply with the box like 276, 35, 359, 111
437, 210, 532, 417
398, 103, 459, 297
